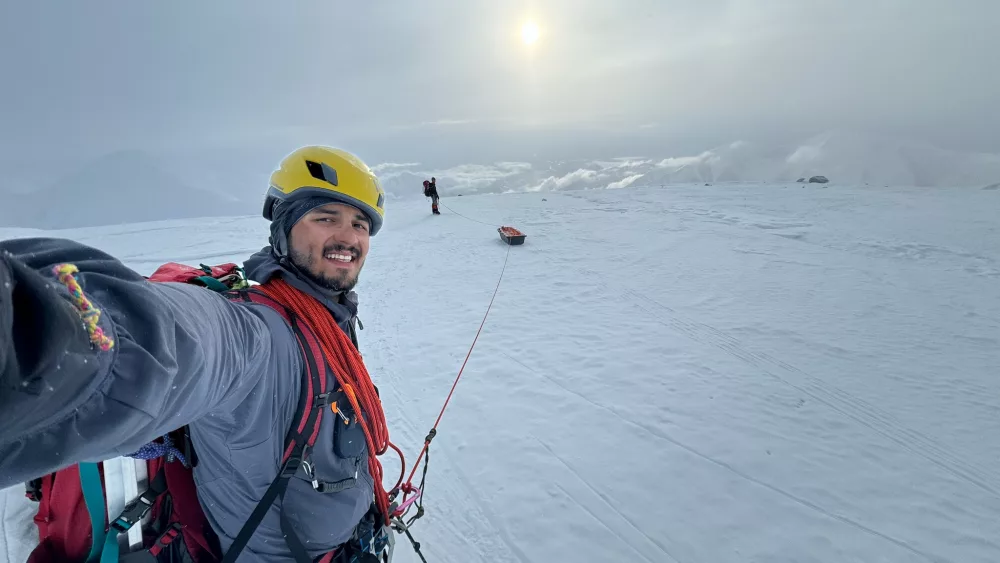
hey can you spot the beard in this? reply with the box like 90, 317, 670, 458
288, 243, 363, 293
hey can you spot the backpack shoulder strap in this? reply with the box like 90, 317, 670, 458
220, 288, 330, 563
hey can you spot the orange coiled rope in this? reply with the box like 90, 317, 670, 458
258, 278, 395, 524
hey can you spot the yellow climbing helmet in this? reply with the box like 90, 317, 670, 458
264, 146, 386, 235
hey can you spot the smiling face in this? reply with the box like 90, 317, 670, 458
287, 202, 371, 292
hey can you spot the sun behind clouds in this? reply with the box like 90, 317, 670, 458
521, 21, 540, 45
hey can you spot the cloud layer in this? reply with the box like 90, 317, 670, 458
1, 0, 998, 191
3, 129, 998, 229
374, 130, 1000, 199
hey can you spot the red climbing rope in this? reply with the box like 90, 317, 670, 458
258, 234, 513, 528
401, 243, 513, 492
259, 278, 398, 524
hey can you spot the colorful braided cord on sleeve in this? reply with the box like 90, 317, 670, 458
53, 263, 115, 351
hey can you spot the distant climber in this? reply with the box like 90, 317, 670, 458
423, 178, 440, 215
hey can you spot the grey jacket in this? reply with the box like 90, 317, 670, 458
0, 237, 375, 562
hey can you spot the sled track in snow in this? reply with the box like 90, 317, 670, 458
366, 224, 530, 563
502, 352, 939, 563
532, 437, 685, 563
549, 483, 667, 563
441, 454, 533, 563
577, 267, 1000, 503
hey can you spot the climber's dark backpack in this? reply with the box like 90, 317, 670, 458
23, 262, 359, 563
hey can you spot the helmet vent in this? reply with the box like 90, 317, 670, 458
305, 160, 339, 186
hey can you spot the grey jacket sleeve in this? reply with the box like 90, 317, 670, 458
0, 237, 275, 488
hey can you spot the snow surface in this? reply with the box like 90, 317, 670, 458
2, 183, 999, 562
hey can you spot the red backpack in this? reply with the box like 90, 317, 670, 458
23, 262, 341, 563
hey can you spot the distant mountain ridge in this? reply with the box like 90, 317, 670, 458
640, 131, 1000, 187
0, 150, 256, 229
3, 132, 997, 229
375, 131, 1000, 199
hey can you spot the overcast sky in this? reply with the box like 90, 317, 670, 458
1, 0, 998, 192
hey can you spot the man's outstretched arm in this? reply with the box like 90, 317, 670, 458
0, 237, 275, 487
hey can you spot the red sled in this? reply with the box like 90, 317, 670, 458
498, 226, 526, 245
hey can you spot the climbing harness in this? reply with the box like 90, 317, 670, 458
258, 279, 399, 526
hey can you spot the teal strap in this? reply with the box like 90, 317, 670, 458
79, 463, 122, 563
195, 275, 230, 292
100, 528, 120, 563
79, 463, 107, 563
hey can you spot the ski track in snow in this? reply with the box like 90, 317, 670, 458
594, 273, 1000, 502
534, 438, 684, 563
502, 352, 936, 563
2, 183, 999, 563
